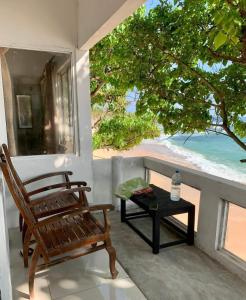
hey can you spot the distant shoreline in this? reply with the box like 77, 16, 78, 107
93, 142, 198, 170
94, 142, 246, 184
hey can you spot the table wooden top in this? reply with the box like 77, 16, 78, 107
130, 184, 194, 215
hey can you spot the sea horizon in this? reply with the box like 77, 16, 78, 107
142, 133, 246, 184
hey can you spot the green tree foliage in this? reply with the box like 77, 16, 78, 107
90, 9, 160, 150
90, 0, 246, 153
93, 114, 159, 150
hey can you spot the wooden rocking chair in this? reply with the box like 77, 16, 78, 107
1, 144, 88, 242
0, 150, 118, 300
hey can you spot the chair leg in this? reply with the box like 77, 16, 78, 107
105, 239, 118, 279
19, 213, 23, 232
22, 222, 27, 244
29, 245, 40, 300
23, 228, 32, 268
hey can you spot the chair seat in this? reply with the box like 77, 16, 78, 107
38, 213, 105, 256
31, 193, 80, 218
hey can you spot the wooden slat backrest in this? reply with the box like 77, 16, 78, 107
1, 144, 89, 207
1, 144, 29, 202
0, 153, 47, 255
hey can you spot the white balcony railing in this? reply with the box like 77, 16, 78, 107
93, 156, 246, 281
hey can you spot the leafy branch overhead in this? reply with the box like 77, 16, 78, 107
90, 0, 246, 153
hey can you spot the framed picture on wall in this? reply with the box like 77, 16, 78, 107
16, 95, 33, 128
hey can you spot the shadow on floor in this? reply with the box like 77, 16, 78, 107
108, 211, 246, 300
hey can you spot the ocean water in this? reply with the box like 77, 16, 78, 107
152, 134, 246, 183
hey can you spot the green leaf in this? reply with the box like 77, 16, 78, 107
231, 35, 239, 45
214, 31, 227, 50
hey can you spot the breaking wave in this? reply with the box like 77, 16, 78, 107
158, 139, 246, 183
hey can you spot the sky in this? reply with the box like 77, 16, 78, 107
145, 0, 160, 12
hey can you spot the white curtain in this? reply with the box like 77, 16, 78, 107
0, 48, 17, 156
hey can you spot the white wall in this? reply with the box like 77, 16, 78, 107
93, 156, 145, 208
78, 0, 145, 49
93, 158, 113, 204
0, 0, 77, 51
0, 0, 145, 51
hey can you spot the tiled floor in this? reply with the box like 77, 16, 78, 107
9, 228, 146, 300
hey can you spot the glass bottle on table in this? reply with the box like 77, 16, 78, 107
170, 170, 182, 201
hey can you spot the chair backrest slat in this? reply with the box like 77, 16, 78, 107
1, 144, 29, 203
0, 160, 36, 227
0, 145, 47, 254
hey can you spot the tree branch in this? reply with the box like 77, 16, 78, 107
158, 48, 225, 99
205, 129, 230, 137
208, 48, 246, 66
222, 124, 246, 151
226, 0, 237, 8
91, 80, 105, 98
183, 133, 194, 144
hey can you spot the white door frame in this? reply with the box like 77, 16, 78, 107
0, 57, 12, 300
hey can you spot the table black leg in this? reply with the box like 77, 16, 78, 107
121, 199, 126, 223
152, 214, 160, 254
187, 206, 195, 245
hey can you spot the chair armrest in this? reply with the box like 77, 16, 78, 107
29, 186, 91, 207
88, 204, 114, 212
23, 171, 73, 185
89, 204, 114, 233
28, 181, 87, 197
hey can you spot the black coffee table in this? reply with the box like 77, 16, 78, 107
120, 184, 195, 254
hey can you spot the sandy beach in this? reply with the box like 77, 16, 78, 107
94, 143, 198, 169
94, 142, 246, 261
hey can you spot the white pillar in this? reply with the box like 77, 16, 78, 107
196, 190, 222, 252
75, 49, 94, 202
112, 156, 124, 211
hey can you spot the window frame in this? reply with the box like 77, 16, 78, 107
0, 47, 79, 158
55, 58, 75, 154
218, 199, 246, 265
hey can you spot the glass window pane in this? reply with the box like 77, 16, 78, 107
0, 48, 74, 156
224, 203, 246, 261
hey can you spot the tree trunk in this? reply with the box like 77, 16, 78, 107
222, 124, 246, 151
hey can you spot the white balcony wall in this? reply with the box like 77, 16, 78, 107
93, 157, 145, 208
93, 159, 113, 204
93, 156, 246, 281
93, 156, 145, 214
0, 0, 77, 51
